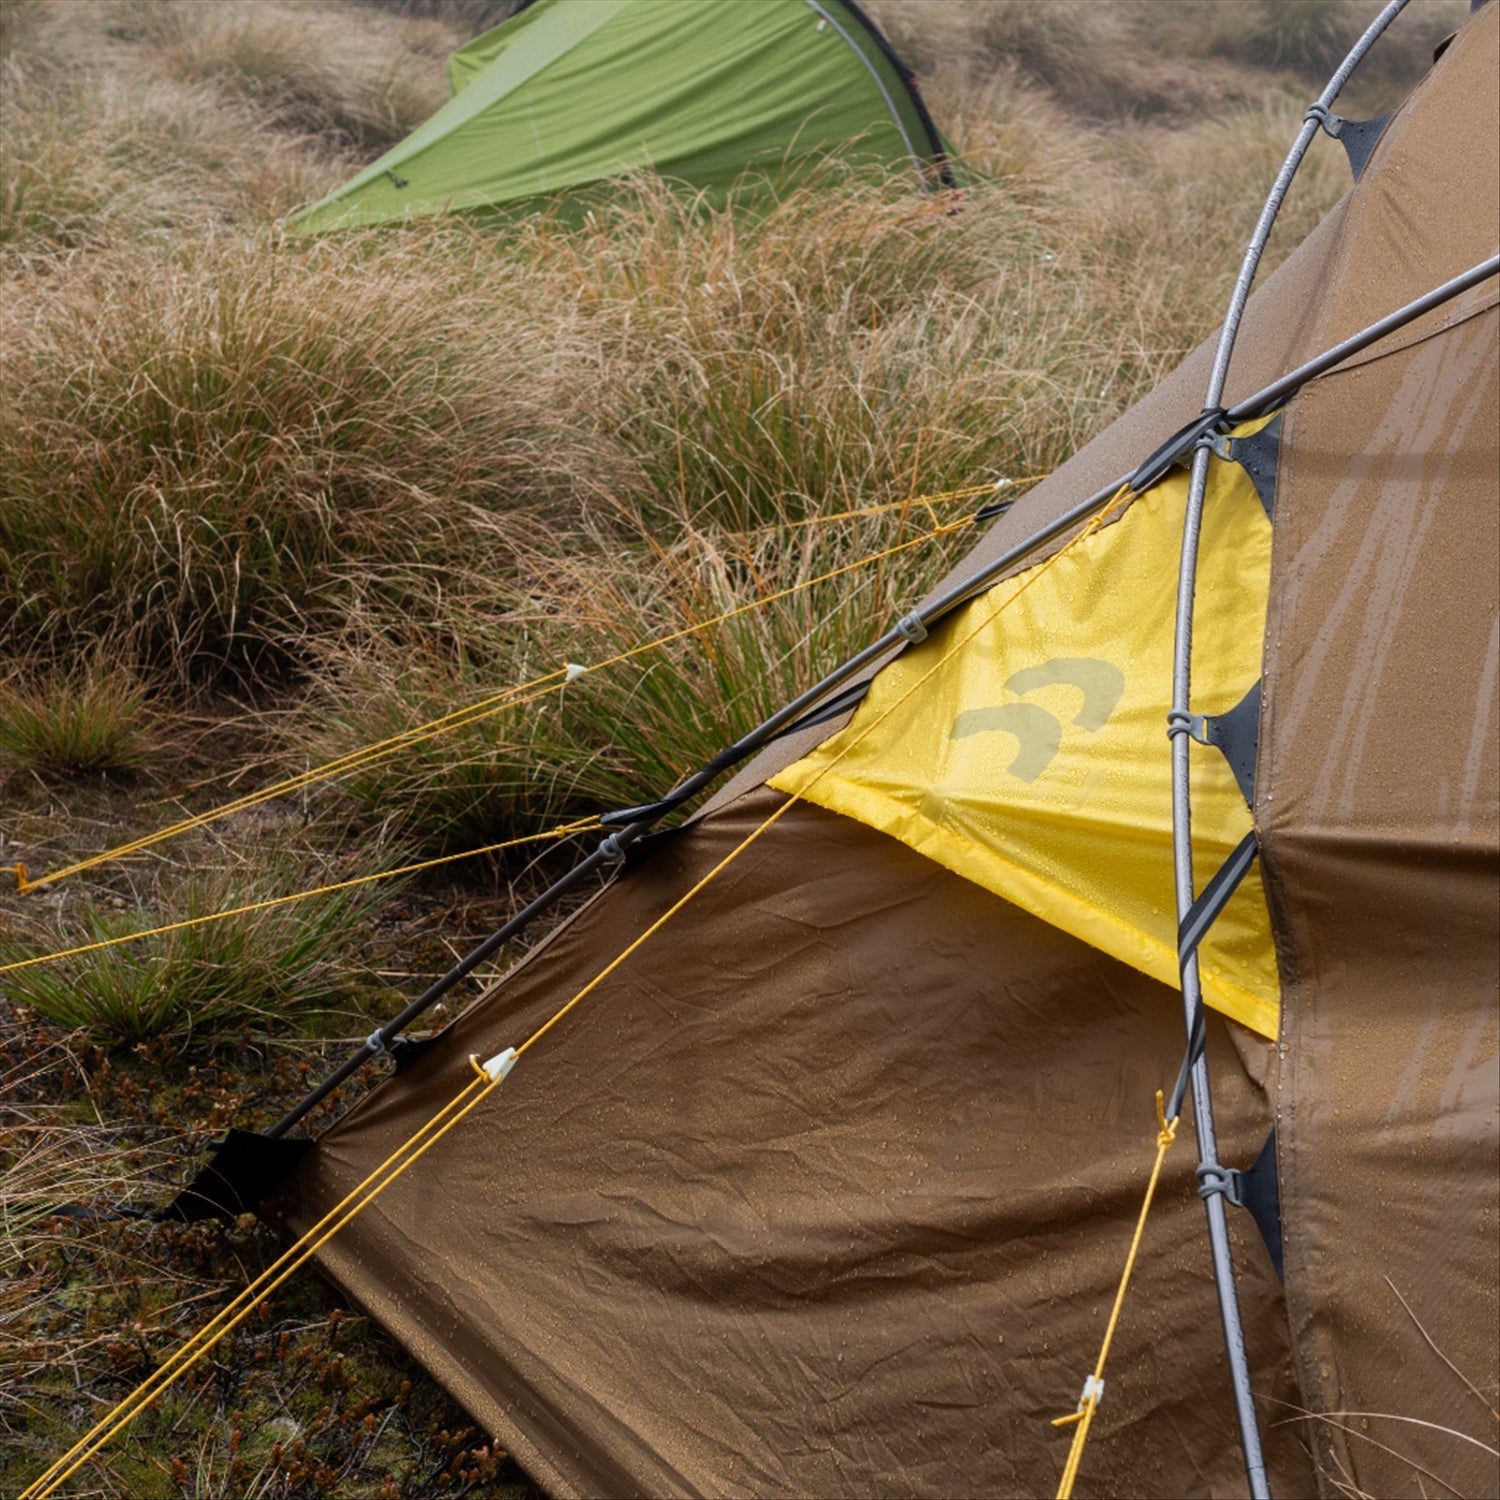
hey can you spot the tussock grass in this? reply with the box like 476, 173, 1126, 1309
295, 496, 980, 851
127, 0, 456, 154
362, 0, 523, 35
520, 176, 1044, 531
1191, 0, 1469, 87
2, 858, 384, 1043
868, 0, 1469, 120
0, 658, 161, 777
2, 153, 1340, 693
0, 231, 567, 686
0, 66, 336, 252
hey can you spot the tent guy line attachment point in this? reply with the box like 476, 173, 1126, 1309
1196, 1162, 1247, 1207
471, 1049, 518, 1083
1073, 1375, 1105, 1413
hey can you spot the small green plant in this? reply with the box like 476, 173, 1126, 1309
0, 661, 160, 777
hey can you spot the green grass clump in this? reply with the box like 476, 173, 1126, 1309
0, 660, 160, 777
2, 864, 384, 1044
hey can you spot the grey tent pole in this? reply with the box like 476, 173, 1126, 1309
1167, 5, 1409, 1497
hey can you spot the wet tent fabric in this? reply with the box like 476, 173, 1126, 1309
291, 0, 947, 233
285, 791, 1314, 1498
1258, 10, 1500, 1494
281, 7, 1499, 1496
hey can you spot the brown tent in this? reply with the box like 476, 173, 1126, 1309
281, 6, 1499, 1495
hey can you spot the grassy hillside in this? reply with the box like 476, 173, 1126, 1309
0, 0, 1468, 1494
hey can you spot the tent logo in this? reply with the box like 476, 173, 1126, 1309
950, 657, 1125, 782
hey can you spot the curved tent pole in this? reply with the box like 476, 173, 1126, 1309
1167, 4, 1410, 1496
801, 0, 956, 190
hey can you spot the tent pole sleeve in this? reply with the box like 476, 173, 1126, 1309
1228, 253, 1500, 420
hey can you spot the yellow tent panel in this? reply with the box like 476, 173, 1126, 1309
772, 425, 1280, 1038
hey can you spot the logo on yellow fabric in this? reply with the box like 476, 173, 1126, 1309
949, 657, 1124, 782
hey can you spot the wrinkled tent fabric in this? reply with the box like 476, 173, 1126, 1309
291, 0, 948, 233
282, 8, 1499, 1497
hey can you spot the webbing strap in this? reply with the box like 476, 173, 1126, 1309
1178, 829, 1259, 967
1167, 830, 1260, 1122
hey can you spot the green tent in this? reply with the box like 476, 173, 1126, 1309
291, 0, 951, 233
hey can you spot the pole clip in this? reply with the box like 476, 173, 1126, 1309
1166, 709, 1210, 743
364, 1030, 389, 1060
597, 832, 628, 863
1196, 1161, 1246, 1209
1304, 102, 1343, 137
894, 611, 929, 644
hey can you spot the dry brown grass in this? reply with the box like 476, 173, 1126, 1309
112, 0, 459, 151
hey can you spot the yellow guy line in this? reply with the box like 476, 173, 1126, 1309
26, 484, 1115, 1499
734, 475, 1047, 538
1052, 1092, 1181, 1500
0, 819, 601, 977
20, 1067, 499, 1500
16, 492, 1013, 896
